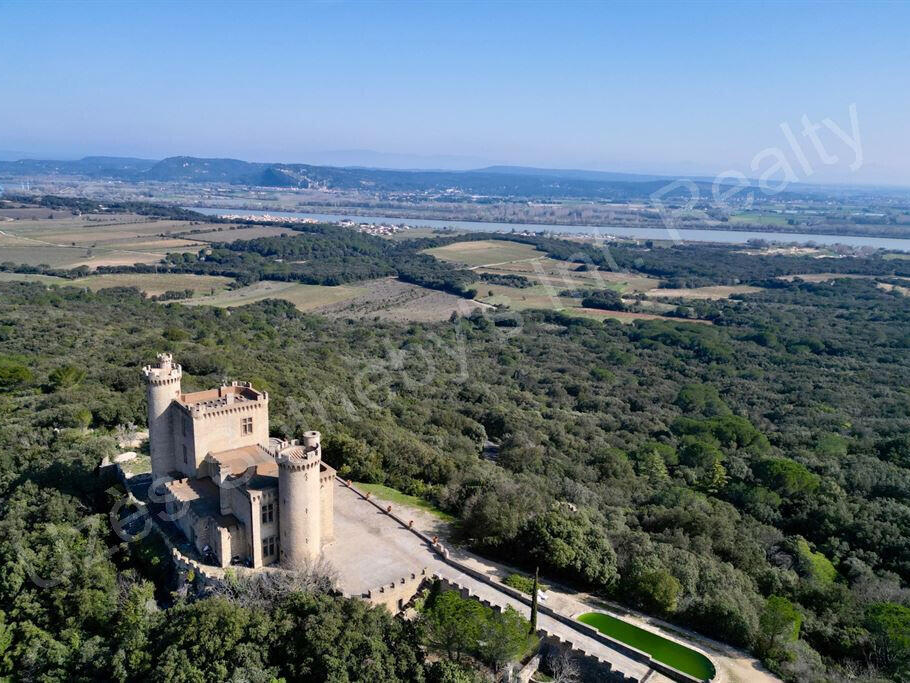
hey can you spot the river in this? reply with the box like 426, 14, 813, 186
186, 207, 910, 252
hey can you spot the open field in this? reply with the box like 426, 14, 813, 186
0, 271, 233, 296
477, 256, 661, 293
883, 252, 910, 260
475, 283, 579, 311
70, 273, 233, 296
385, 227, 468, 241
474, 283, 709, 324
182, 280, 367, 311
0, 271, 68, 285
422, 239, 545, 267
645, 285, 763, 300
187, 226, 298, 242
0, 207, 73, 220
778, 272, 876, 282
0, 213, 204, 268
181, 277, 486, 321
567, 307, 712, 324
313, 277, 486, 321
728, 211, 791, 226
0, 244, 169, 268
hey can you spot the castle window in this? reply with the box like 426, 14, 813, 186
183, 445, 188, 464
241, 417, 253, 436
182, 417, 189, 437
262, 535, 277, 558
261, 503, 274, 524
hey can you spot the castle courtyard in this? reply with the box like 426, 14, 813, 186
324, 479, 434, 597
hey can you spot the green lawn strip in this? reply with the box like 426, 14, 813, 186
353, 482, 455, 522
577, 611, 715, 680
503, 572, 549, 595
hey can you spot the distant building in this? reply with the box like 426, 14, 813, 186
142, 353, 334, 569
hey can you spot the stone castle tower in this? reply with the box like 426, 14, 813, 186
143, 353, 183, 482
277, 431, 325, 567
141, 353, 334, 569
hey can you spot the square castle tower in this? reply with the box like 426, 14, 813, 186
142, 353, 334, 569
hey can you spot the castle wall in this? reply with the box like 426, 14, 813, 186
254, 488, 280, 567
175, 399, 269, 476
166, 495, 196, 542
225, 484, 256, 564
364, 568, 428, 612
143, 355, 336, 574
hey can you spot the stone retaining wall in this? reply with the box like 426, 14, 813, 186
435, 576, 638, 683
340, 478, 708, 683
362, 568, 429, 612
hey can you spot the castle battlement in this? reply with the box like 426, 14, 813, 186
143, 353, 182, 382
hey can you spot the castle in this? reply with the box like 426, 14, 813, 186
143, 353, 335, 569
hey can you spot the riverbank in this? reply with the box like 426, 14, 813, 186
186, 206, 910, 252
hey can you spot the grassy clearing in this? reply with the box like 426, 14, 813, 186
579, 611, 715, 680
181, 280, 366, 311
316, 278, 484, 322
0, 245, 167, 268
353, 482, 455, 522
477, 257, 660, 293
502, 572, 549, 595
778, 272, 875, 283
386, 227, 466, 241
0, 214, 202, 268
475, 282, 709, 324
0, 272, 233, 296
567, 307, 711, 324
0, 272, 69, 285
122, 454, 152, 476
475, 283, 577, 311
645, 285, 762, 300
422, 240, 544, 267
728, 212, 790, 226
70, 273, 234, 296
883, 252, 910, 260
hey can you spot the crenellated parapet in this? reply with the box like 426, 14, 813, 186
276, 446, 321, 472
278, 431, 324, 568
142, 353, 183, 385
182, 399, 267, 420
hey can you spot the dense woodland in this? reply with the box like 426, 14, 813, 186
0, 207, 909, 681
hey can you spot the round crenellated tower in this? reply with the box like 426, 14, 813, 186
277, 431, 322, 568
142, 353, 182, 483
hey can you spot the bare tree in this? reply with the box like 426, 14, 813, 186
547, 650, 581, 683
211, 556, 339, 609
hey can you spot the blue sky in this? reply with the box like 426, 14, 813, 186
1, 0, 909, 184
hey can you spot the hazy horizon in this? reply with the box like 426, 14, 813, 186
2, 1, 909, 185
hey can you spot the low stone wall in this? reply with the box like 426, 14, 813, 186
435, 575, 638, 683
105, 459, 225, 588
339, 479, 710, 683
362, 568, 429, 613
511, 654, 541, 683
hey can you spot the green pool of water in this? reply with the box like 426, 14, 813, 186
577, 612, 715, 681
